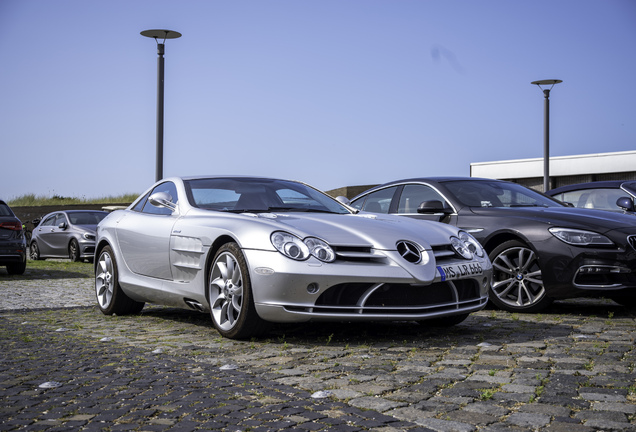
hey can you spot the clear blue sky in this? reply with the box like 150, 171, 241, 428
1, 0, 635, 200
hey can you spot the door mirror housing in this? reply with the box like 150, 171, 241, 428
149, 192, 178, 212
616, 196, 634, 212
417, 200, 453, 214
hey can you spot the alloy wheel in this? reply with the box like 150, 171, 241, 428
491, 246, 546, 309
95, 251, 114, 309
209, 251, 244, 332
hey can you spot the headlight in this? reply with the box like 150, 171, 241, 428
271, 231, 336, 262
450, 231, 484, 260
83, 233, 96, 241
549, 228, 614, 246
450, 236, 473, 260
305, 237, 336, 262
459, 231, 484, 258
271, 232, 309, 260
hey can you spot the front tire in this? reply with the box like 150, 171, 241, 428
69, 239, 80, 262
208, 242, 265, 339
30, 241, 42, 260
95, 246, 144, 315
489, 240, 552, 313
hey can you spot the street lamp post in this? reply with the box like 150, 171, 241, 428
141, 29, 182, 182
531, 79, 562, 193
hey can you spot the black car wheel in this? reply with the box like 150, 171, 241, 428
489, 240, 553, 313
208, 242, 265, 339
29, 241, 41, 260
95, 246, 144, 315
7, 259, 26, 275
69, 239, 80, 262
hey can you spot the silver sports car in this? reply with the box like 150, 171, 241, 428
95, 176, 492, 339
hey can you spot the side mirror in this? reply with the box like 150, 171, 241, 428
149, 192, 178, 212
417, 200, 453, 214
336, 196, 351, 206
58, 222, 68, 230
616, 197, 634, 212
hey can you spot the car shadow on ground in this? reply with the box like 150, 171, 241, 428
0, 265, 91, 280
130, 301, 632, 347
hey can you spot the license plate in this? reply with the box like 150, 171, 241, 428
437, 262, 483, 281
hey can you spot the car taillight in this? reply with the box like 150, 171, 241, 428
0, 221, 22, 231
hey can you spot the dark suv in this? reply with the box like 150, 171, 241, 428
0, 200, 27, 275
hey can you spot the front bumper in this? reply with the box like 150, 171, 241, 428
244, 249, 491, 323
540, 234, 636, 298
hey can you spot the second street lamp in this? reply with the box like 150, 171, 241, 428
531, 79, 562, 193
141, 29, 182, 182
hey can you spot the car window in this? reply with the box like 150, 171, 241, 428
41, 215, 57, 226
68, 212, 107, 225
355, 187, 397, 214
142, 182, 178, 215
560, 188, 628, 211
397, 184, 447, 213
55, 214, 68, 226
131, 192, 150, 212
445, 180, 561, 208
0, 203, 13, 217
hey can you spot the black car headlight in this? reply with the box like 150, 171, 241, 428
83, 233, 96, 241
549, 227, 614, 246
271, 231, 335, 262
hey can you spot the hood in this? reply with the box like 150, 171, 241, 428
256, 212, 459, 250
469, 206, 636, 233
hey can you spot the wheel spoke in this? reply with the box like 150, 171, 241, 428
492, 245, 546, 310
209, 250, 245, 332
492, 278, 516, 296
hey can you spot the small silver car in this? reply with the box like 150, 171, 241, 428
30, 210, 108, 262
95, 176, 492, 339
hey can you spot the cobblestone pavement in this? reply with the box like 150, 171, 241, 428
1, 270, 635, 431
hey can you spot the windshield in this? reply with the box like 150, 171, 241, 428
622, 182, 636, 197
444, 180, 563, 208
184, 178, 351, 214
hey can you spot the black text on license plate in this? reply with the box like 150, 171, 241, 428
437, 262, 483, 281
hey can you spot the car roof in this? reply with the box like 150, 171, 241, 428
547, 180, 635, 195
366, 176, 503, 188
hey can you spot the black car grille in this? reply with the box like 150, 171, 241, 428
332, 244, 462, 264
284, 279, 486, 316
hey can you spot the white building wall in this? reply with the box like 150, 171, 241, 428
470, 150, 636, 191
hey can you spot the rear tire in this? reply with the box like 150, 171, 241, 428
95, 246, 144, 315
7, 259, 26, 275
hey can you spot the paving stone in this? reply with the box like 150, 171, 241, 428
2, 275, 636, 431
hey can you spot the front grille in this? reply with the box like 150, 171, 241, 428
304, 279, 484, 316
431, 244, 458, 260
332, 245, 385, 263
